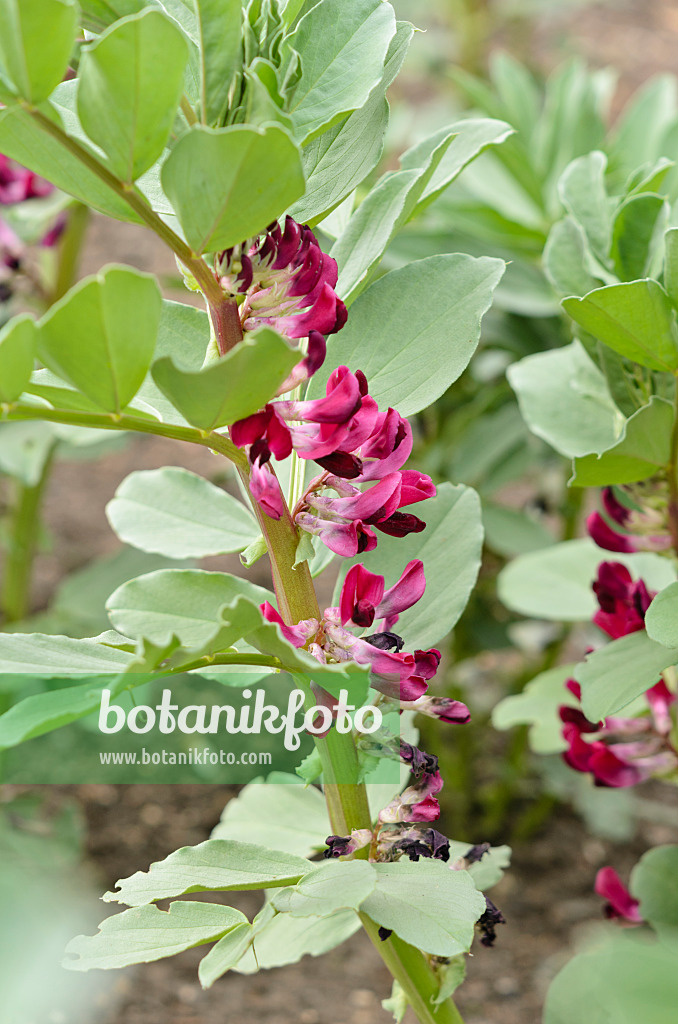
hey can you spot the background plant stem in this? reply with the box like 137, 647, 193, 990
1, 441, 56, 623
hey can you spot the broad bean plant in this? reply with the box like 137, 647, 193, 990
0, 1, 515, 1022
489, 66, 678, 1023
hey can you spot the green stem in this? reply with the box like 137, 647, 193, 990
361, 916, 465, 1024
2, 404, 246, 467
1, 441, 56, 623
668, 379, 678, 553
51, 201, 89, 303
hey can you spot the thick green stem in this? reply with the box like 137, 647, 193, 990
1, 442, 56, 623
668, 379, 678, 554
361, 917, 465, 1024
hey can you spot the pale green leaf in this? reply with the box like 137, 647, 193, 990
309, 255, 504, 417
161, 124, 305, 253
563, 280, 678, 373
507, 340, 624, 459
78, 9, 188, 182
37, 265, 162, 413
64, 901, 247, 971
360, 861, 485, 957
645, 581, 678, 648
151, 326, 300, 430
104, 839, 310, 906
286, 0, 395, 141
106, 467, 259, 558
576, 630, 678, 720
0, 0, 78, 103
572, 397, 674, 486
498, 539, 676, 621
0, 315, 37, 403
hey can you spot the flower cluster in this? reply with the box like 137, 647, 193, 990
0, 154, 62, 302
262, 560, 453, 704
218, 215, 347, 342
226, 217, 435, 554
559, 561, 677, 787
587, 486, 672, 554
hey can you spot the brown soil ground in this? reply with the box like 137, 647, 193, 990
3, 3, 678, 1023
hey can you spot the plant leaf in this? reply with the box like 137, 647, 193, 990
161, 124, 305, 253
563, 280, 678, 373
150, 326, 300, 430
0, 0, 78, 104
106, 467, 259, 558
0, 315, 37, 402
576, 630, 678, 721
37, 265, 162, 413
104, 839, 311, 905
64, 901, 248, 971
360, 861, 485, 957
309, 255, 504, 416
286, 0, 395, 142
77, 9, 188, 182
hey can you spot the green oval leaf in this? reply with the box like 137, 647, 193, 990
150, 326, 300, 430
310, 255, 504, 417
106, 467, 260, 558
38, 265, 162, 413
64, 901, 247, 971
0, 315, 36, 403
78, 8, 188, 182
0, 0, 78, 103
161, 124, 305, 253
104, 839, 311, 906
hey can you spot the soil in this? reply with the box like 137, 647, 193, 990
3, 2, 678, 1023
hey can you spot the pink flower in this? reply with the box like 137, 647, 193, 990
592, 562, 654, 638
0, 155, 53, 205
378, 770, 444, 823
398, 694, 471, 724
259, 601, 319, 648
588, 488, 672, 553
559, 680, 677, 787
594, 867, 642, 923
339, 560, 426, 630
218, 216, 347, 345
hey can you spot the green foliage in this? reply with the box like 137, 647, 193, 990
106, 467, 260, 558
543, 930, 678, 1024
77, 9, 188, 182
0, 0, 78, 104
38, 265, 162, 414
632, 845, 678, 939
508, 341, 624, 459
360, 861, 485, 957
195, 0, 242, 125
272, 860, 376, 917
0, 316, 37, 403
65, 901, 248, 971
571, 397, 674, 486
285, 0, 395, 142
645, 582, 678, 648
312, 255, 504, 417
563, 281, 678, 373
161, 124, 305, 253
104, 840, 311, 906
151, 327, 300, 429
576, 631, 678, 721
498, 540, 676, 621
